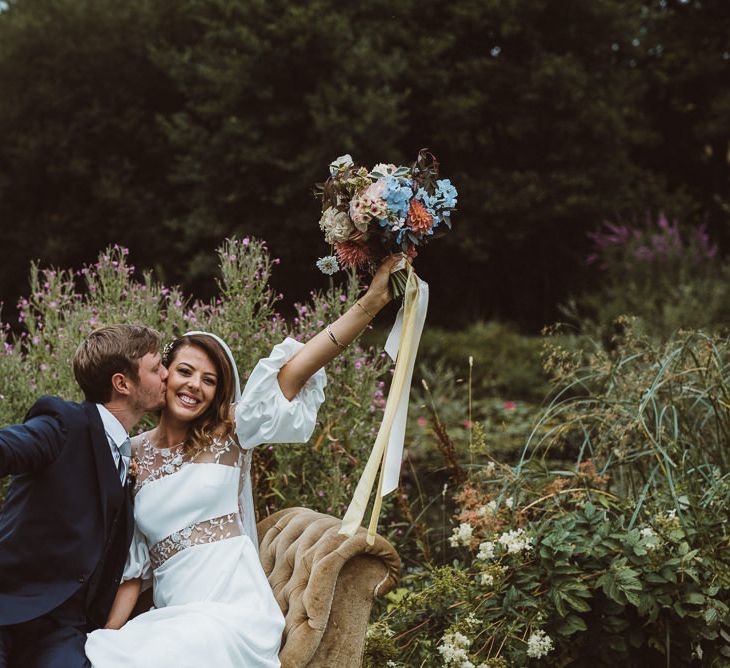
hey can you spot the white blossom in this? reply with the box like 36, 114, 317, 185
437, 632, 473, 667
484, 461, 496, 476
319, 206, 354, 243
477, 541, 495, 561
478, 500, 497, 517
315, 255, 339, 275
449, 522, 474, 547
329, 154, 353, 175
526, 629, 554, 659
480, 572, 495, 587
504, 496, 514, 510
639, 526, 662, 551
497, 528, 532, 555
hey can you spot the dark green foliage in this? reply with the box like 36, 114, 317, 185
1, 0, 728, 328
416, 321, 548, 401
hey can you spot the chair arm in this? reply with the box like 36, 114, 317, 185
257, 507, 401, 668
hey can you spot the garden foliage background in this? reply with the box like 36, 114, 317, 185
1, 0, 730, 666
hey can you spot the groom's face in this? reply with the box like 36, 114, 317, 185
129, 352, 168, 412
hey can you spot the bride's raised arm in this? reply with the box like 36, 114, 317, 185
276, 255, 398, 400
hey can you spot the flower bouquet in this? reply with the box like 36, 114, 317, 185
314, 149, 457, 297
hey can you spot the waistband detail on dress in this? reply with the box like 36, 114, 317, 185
150, 513, 240, 569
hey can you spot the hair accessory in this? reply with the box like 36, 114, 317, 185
326, 324, 347, 351
355, 300, 376, 320
162, 340, 176, 365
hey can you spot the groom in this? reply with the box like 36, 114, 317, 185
0, 324, 167, 667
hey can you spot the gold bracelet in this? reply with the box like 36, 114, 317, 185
326, 324, 347, 351
355, 300, 376, 320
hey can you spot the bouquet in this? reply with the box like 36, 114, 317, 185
314, 149, 457, 296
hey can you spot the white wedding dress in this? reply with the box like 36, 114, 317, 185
85, 339, 327, 668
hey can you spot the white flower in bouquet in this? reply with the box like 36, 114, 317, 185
329, 154, 353, 176
319, 207, 354, 244
315, 255, 339, 275
369, 162, 398, 178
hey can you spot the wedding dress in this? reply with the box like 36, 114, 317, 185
85, 339, 327, 668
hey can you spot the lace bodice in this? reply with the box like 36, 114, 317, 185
131, 434, 244, 496
128, 434, 249, 570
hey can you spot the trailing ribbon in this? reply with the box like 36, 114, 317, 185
340, 264, 429, 544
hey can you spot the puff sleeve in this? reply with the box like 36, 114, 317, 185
234, 338, 327, 450
122, 524, 152, 588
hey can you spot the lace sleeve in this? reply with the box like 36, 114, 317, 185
234, 337, 327, 450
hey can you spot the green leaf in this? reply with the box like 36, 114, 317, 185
556, 614, 588, 636
704, 606, 719, 627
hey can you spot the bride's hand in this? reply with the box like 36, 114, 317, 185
361, 254, 406, 310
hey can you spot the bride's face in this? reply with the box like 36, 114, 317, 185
165, 344, 218, 422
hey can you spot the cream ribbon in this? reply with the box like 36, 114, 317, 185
339, 264, 429, 544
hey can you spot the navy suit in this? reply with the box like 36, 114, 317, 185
0, 397, 134, 667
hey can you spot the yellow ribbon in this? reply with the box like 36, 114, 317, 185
340, 264, 428, 544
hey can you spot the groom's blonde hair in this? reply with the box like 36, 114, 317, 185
73, 324, 162, 403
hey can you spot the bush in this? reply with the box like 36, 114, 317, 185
367, 320, 730, 666
0, 239, 389, 518
566, 215, 730, 341
414, 321, 549, 403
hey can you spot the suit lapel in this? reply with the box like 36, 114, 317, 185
83, 402, 124, 534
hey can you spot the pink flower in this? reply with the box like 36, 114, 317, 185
463, 419, 474, 429
335, 241, 371, 269
417, 416, 428, 427
503, 401, 516, 410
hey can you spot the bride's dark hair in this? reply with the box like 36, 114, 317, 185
163, 334, 235, 453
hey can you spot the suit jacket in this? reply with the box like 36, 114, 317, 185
0, 396, 134, 628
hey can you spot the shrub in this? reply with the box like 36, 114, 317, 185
414, 321, 549, 403
0, 239, 389, 518
566, 215, 730, 341
367, 320, 730, 666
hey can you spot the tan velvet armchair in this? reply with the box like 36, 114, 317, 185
132, 507, 400, 667
258, 507, 401, 668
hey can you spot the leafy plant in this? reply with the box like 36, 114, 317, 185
0, 239, 389, 520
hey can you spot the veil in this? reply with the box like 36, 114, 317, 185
183, 331, 259, 552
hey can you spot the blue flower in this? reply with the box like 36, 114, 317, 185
383, 176, 413, 219
415, 187, 437, 213
435, 179, 458, 209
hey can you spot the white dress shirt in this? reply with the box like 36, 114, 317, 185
95, 404, 130, 483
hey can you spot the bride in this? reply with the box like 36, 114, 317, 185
84, 257, 396, 667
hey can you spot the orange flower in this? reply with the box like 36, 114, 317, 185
406, 199, 434, 235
